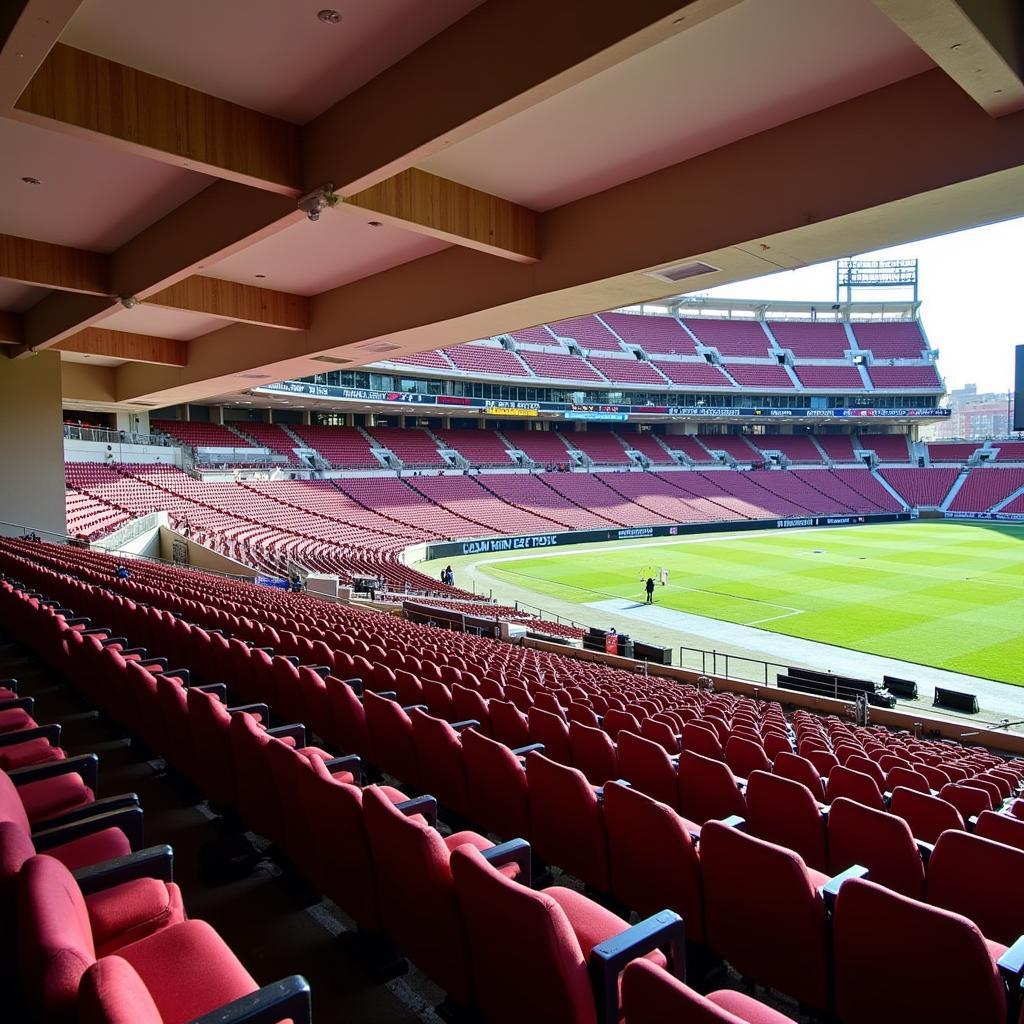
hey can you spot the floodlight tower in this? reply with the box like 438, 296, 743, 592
836, 258, 919, 304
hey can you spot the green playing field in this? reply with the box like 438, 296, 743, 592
476, 521, 1024, 685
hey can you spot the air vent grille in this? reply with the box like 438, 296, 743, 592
646, 260, 719, 283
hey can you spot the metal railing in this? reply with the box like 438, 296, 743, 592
63, 425, 172, 447
677, 645, 791, 687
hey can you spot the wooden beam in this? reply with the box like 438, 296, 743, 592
0, 233, 108, 294
144, 276, 309, 331
14, 43, 302, 193
0, 312, 22, 345
342, 169, 539, 263
872, 0, 1024, 116
0, 0, 83, 108
56, 327, 186, 366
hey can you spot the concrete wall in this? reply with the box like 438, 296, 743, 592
0, 352, 67, 539
64, 439, 182, 465
158, 527, 257, 578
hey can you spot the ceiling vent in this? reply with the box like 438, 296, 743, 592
364, 342, 402, 354
312, 355, 353, 365
132, 401, 159, 407
645, 260, 719, 283
239, 372, 273, 380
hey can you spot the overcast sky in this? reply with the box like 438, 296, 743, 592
702, 215, 1023, 395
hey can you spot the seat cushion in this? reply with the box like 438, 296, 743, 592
19, 772, 93, 823
446, 831, 520, 879
118, 920, 257, 1024
50, 828, 132, 872
78, 956, 164, 1024
708, 990, 801, 1023
548, 886, 667, 970
0, 738, 65, 771
0, 708, 34, 734
88, 879, 187, 957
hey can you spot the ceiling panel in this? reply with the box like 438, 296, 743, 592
59, 351, 125, 367
419, 0, 934, 211
0, 118, 212, 251
202, 212, 449, 296
98, 304, 227, 340
62, 0, 485, 124
0, 280, 50, 312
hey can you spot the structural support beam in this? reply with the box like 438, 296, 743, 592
0, 233, 108, 293
104, 68, 1024, 407
144, 276, 309, 331
303, 0, 741, 193
342, 168, 539, 262
13, 43, 302, 193
56, 327, 186, 366
0, 312, 22, 346
0, 0, 83, 108
872, 0, 1024, 116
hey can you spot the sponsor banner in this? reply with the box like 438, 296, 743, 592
945, 512, 1024, 523
424, 512, 911, 559
255, 575, 289, 589
256, 381, 949, 420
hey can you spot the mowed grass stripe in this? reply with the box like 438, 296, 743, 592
478, 522, 1024, 685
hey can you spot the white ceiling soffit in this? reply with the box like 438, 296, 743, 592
59, 352, 125, 367
0, 118, 212, 252
202, 212, 450, 296
419, 0, 935, 211
61, 0, 486, 123
97, 305, 227, 340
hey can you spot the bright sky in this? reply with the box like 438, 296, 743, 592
703, 214, 1024, 395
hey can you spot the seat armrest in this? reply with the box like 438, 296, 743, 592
138, 657, 168, 670
0, 696, 34, 714
81, 628, 110, 637
73, 844, 173, 894
589, 911, 686, 1024
186, 975, 311, 1024
343, 677, 363, 696
34, 805, 145, 852
719, 815, 747, 831
450, 719, 480, 731
481, 838, 532, 886
309, 665, 331, 678
267, 723, 307, 746
997, 935, 1024, 986
374, 691, 397, 700
281, 656, 300, 666
206, 628, 225, 636
967, 815, 979, 830
32, 793, 140, 832
915, 839, 935, 863
512, 743, 544, 756
228, 703, 270, 724
65, 618, 90, 627
0, 723, 60, 747
0, 678, 18, 694
255, 647, 274, 655
193, 683, 227, 700
394, 795, 437, 827
733, 774, 749, 792
323, 755, 362, 785
402, 704, 429, 713
100, 637, 129, 648
160, 668, 190, 685
122, 648, 148, 658
820, 864, 869, 912
10, 752, 97, 793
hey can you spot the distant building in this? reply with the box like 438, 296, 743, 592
922, 384, 1014, 440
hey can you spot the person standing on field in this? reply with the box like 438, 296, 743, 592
645, 576, 655, 604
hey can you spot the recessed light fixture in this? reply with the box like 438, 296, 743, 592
367, 220, 383, 227
21, 176, 40, 185
317, 9, 341, 24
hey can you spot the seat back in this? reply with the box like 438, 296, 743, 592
410, 709, 469, 816
617, 732, 679, 809
745, 771, 827, 871
833, 877, 1006, 1024
825, 764, 886, 812
463, 729, 531, 841
886, 765, 930, 794
17, 854, 96, 1024
826, 797, 924, 898
77, 956, 164, 1024
528, 707, 572, 765
450, 845, 594, 1024
974, 809, 1024, 853
489, 701, 531, 748
603, 782, 703, 943
772, 752, 826, 802
677, 750, 746, 824
363, 691, 419, 784
361, 786, 474, 1004
682, 722, 725, 761
323, 676, 370, 758
724, 736, 771, 779
568, 721, 619, 787
845, 754, 886, 789
526, 751, 609, 890
890, 786, 964, 844
623, 959, 762, 1024
927, 829, 1024, 945
700, 822, 829, 1011
452, 684, 490, 735
0, 769, 32, 833
228, 712, 284, 841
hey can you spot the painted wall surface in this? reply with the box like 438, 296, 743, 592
0, 352, 67, 539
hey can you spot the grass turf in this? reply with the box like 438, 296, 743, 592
477, 521, 1024, 685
